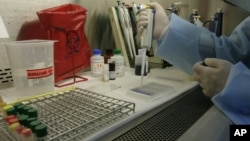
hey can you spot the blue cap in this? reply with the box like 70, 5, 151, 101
93, 49, 101, 55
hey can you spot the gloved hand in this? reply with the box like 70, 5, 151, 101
137, 2, 169, 40
192, 58, 232, 97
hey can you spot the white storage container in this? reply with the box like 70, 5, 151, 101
5, 40, 55, 95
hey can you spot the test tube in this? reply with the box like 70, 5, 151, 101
2, 105, 13, 116
21, 128, 36, 141
26, 117, 38, 128
35, 123, 48, 141
13, 102, 24, 109
23, 106, 33, 115
8, 118, 19, 126
5, 115, 16, 123
18, 114, 29, 127
27, 108, 38, 118
15, 125, 24, 141
8, 122, 21, 140
6, 107, 17, 116
17, 104, 26, 115
30, 120, 41, 140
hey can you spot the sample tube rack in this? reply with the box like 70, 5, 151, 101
0, 87, 135, 141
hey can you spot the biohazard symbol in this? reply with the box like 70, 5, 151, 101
66, 31, 80, 54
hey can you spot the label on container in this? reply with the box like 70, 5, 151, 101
26, 66, 53, 79
91, 62, 103, 74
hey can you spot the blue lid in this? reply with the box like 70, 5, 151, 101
93, 49, 101, 55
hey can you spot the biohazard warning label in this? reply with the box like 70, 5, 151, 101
26, 66, 53, 79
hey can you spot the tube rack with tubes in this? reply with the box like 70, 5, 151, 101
0, 87, 135, 141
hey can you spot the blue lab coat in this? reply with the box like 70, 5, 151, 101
155, 13, 250, 124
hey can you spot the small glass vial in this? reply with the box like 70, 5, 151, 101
18, 114, 29, 127
102, 64, 109, 82
27, 108, 38, 118
15, 125, 24, 141
21, 128, 35, 141
8, 122, 21, 140
6, 107, 17, 116
30, 120, 41, 140
35, 123, 48, 141
91, 49, 104, 76
111, 49, 124, 77
109, 61, 116, 80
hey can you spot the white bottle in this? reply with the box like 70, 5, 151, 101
91, 49, 104, 76
111, 49, 124, 77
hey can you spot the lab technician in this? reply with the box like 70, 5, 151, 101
137, 2, 250, 124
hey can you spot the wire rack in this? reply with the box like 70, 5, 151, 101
0, 67, 13, 88
0, 87, 135, 141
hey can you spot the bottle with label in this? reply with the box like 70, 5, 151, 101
110, 49, 124, 77
91, 49, 104, 76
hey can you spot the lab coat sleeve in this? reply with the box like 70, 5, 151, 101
155, 14, 250, 75
212, 62, 250, 124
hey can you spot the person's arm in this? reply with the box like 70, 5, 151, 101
212, 62, 250, 124
156, 14, 250, 74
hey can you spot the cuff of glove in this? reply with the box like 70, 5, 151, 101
212, 62, 250, 124
158, 24, 170, 40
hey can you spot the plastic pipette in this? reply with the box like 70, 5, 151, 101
140, 48, 147, 86
136, 4, 155, 86
117, 1, 134, 59
122, 3, 137, 58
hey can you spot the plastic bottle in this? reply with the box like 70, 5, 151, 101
110, 49, 124, 77
91, 49, 104, 76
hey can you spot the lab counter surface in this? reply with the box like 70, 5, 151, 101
0, 67, 232, 141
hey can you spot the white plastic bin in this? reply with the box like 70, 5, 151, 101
6, 40, 55, 95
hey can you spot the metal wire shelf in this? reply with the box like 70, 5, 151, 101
0, 87, 135, 141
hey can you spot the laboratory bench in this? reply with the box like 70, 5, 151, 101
0, 67, 232, 141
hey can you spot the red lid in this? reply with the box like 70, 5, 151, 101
21, 128, 32, 137
8, 118, 19, 125
15, 126, 24, 134
5, 115, 16, 122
